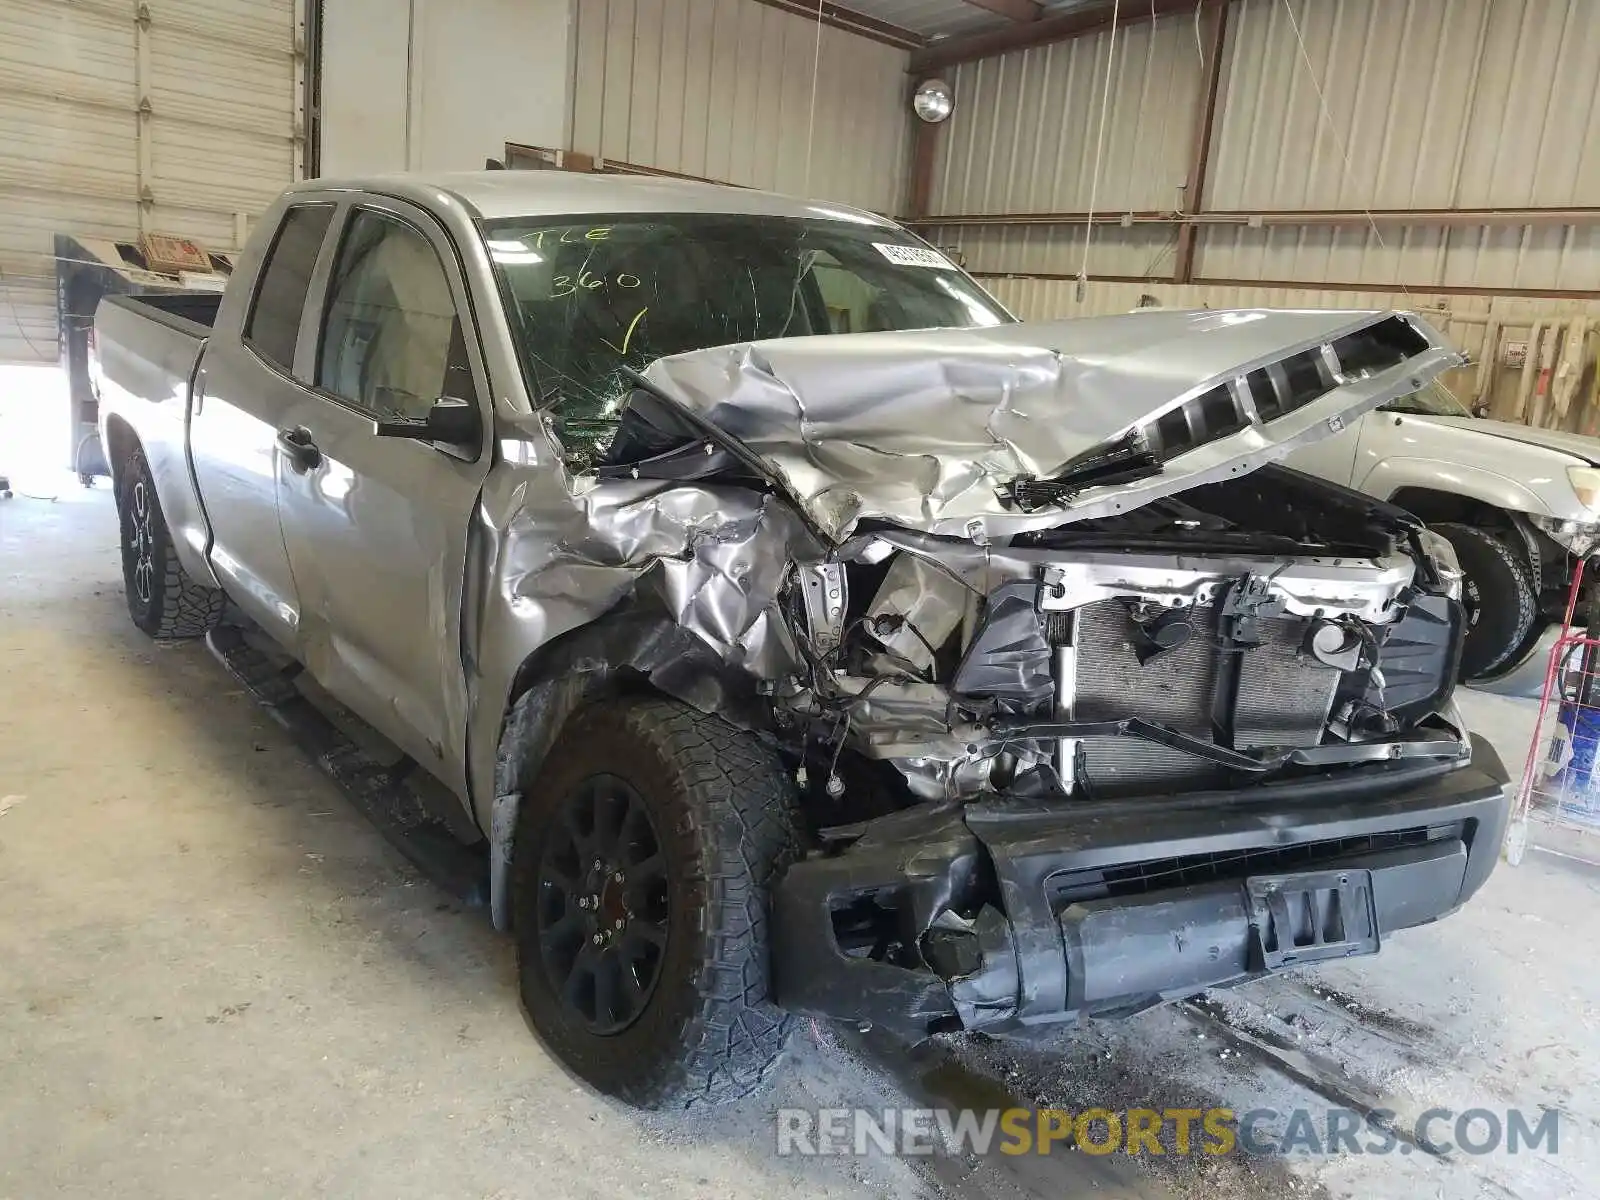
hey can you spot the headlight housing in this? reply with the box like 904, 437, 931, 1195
1531, 513, 1600, 556
1568, 466, 1600, 512
1415, 526, 1463, 601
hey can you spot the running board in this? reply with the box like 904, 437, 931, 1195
206, 625, 489, 907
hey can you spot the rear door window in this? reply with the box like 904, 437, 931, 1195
244, 203, 335, 373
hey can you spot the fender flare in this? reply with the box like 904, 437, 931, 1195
486, 603, 773, 930
1360, 457, 1558, 520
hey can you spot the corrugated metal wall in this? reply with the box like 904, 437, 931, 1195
926, 14, 1202, 278
570, 0, 912, 214
932, 16, 1201, 216
926, 0, 1600, 307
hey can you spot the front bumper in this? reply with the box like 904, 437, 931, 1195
771, 735, 1512, 1039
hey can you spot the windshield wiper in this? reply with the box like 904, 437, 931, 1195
602, 365, 839, 547
998, 431, 1163, 513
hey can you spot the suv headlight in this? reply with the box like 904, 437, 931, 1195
1531, 512, 1600, 556
1568, 466, 1600, 512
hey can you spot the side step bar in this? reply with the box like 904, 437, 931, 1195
207, 624, 489, 907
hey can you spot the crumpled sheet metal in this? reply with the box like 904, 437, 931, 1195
468, 417, 818, 842
640, 308, 1459, 542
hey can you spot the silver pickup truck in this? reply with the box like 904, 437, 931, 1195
92, 171, 1511, 1109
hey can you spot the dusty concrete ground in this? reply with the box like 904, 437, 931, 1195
3, 475, 1597, 1199
0, 485, 931, 1200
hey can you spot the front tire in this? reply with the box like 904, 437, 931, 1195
1435, 522, 1536, 680
512, 697, 801, 1109
116, 449, 225, 639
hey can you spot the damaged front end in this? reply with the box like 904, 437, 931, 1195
484, 307, 1512, 1038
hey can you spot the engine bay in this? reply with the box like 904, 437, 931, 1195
773, 466, 1467, 821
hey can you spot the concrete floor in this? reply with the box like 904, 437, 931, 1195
0, 485, 933, 1199
4, 479, 1599, 1200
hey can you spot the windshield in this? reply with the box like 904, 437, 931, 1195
1381, 380, 1472, 418
482, 212, 1013, 467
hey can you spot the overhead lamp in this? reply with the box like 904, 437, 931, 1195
912, 79, 955, 124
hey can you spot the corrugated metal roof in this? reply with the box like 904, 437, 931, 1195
838, 0, 998, 40
839, 0, 1105, 41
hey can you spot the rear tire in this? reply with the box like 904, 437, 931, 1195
512, 696, 800, 1109
116, 449, 225, 639
1435, 522, 1536, 680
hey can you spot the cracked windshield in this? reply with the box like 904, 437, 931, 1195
483, 212, 1011, 469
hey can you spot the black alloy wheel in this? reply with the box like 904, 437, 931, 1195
124, 473, 158, 611
535, 773, 670, 1035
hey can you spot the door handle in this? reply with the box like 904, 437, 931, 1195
275, 426, 322, 471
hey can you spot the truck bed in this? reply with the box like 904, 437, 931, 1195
96, 295, 212, 418
94, 292, 220, 589
110, 291, 223, 338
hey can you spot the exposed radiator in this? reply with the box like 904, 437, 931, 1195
1065, 600, 1341, 796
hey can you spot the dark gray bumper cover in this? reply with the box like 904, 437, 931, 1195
771, 735, 1511, 1039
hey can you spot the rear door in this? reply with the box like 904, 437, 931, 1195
191, 200, 338, 646
272, 195, 493, 797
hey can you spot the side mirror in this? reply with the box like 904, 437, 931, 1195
373, 397, 481, 446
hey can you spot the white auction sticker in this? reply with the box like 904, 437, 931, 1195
873, 242, 956, 269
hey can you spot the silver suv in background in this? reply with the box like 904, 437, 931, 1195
1291, 379, 1600, 684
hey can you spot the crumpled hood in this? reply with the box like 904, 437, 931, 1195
1418, 415, 1600, 466
640, 308, 1461, 541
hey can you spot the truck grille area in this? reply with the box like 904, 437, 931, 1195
1068, 600, 1340, 795
1141, 314, 1431, 461
1050, 823, 1463, 906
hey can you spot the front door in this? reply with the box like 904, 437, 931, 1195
273, 196, 493, 798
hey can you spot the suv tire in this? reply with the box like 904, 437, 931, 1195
1436, 522, 1536, 680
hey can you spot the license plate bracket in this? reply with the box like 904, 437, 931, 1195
1245, 867, 1379, 971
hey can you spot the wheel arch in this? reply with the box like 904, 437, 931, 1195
1387, 486, 1515, 531
486, 602, 775, 931
102, 411, 139, 492
1387, 485, 1550, 585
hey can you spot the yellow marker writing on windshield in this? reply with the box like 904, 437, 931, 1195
600, 308, 649, 356
620, 307, 647, 354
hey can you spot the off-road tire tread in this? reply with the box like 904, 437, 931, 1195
512, 696, 801, 1109
118, 449, 225, 640
1436, 521, 1536, 679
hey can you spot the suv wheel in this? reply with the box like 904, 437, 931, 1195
116, 449, 225, 639
512, 696, 800, 1108
1435, 522, 1537, 680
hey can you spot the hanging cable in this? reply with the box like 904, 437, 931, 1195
1077, 0, 1122, 302
0, 267, 59, 361
1277, 0, 1410, 301
803, 0, 825, 197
